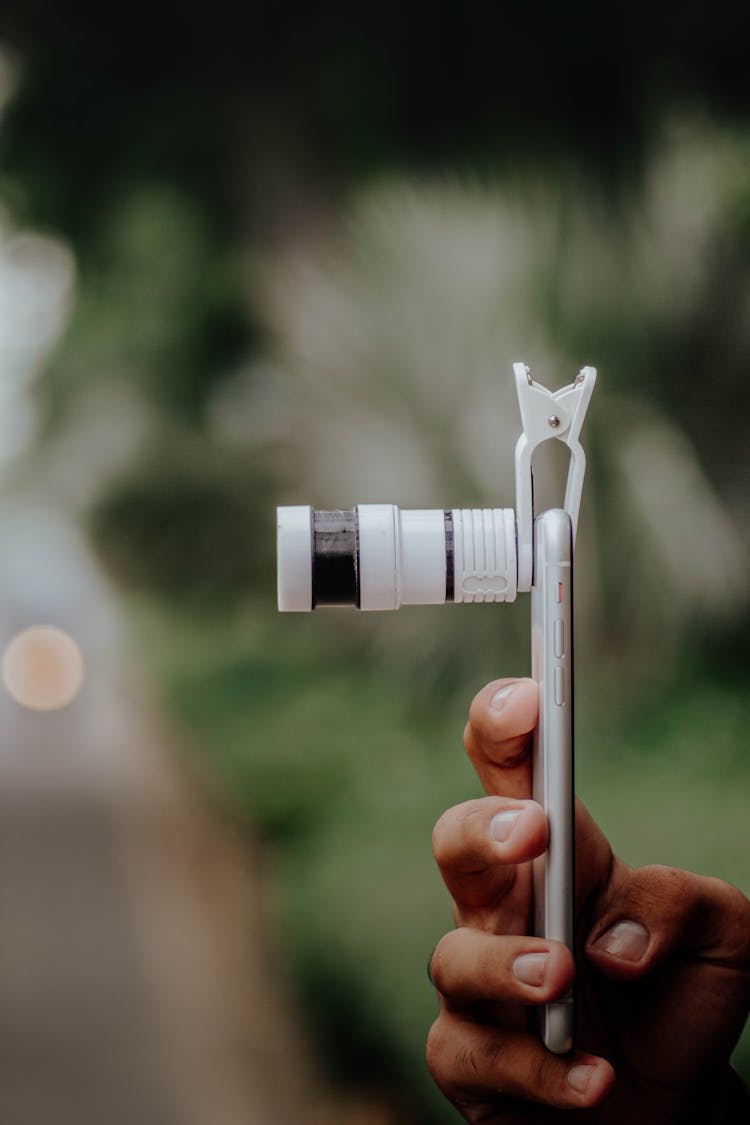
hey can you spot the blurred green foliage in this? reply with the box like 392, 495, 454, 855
89, 445, 272, 602
38, 184, 252, 424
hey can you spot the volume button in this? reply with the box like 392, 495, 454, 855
554, 666, 565, 706
553, 619, 565, 658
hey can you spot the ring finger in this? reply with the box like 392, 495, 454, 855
429, 928, 575, 1010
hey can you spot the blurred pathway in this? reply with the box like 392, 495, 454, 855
0, 505, 373, 1125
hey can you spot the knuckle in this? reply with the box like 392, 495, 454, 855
526, 1048, 567, 1105
431, 809, 454, 865
724, 882, 750, 937
465, 704, 490, 759
431, 806, 468, 867
532, 1049, 554, 1094
481, 1032, 505, 1073
428, 935, 449, 992
703, 876, 750, 966
639, 863, 686, 886
524, 1052, 546, 1101
457, 813, 492, 871
429, 928, 467, 994
425, 1016, 451, 1086
463, 718, 485, 765
709, 876, 750, 918
427, 1015, 509, 1096
635, 864, 694, 917
456, 1044, 482, 1078
432, 801, 489, 871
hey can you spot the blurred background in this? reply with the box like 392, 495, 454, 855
0, 5, 749, 1121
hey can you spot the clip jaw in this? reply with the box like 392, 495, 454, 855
513, 362, 597, 593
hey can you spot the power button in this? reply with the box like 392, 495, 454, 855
553, 619, 565, 658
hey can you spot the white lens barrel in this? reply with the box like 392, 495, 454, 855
399, 508, 448, 605
357, 504, 401, 610
277, 505, 518, 610
277, 505, 314, 612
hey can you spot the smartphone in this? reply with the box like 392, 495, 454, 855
531, 508, 575, 1055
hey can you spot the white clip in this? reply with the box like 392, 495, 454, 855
513, 362, 597, 592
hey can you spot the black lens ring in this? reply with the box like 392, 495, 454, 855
312, 509, 359, 607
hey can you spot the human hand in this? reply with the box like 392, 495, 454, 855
426, 677, 750, 1123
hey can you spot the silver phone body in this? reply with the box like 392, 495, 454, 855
531, 509, 575, 1055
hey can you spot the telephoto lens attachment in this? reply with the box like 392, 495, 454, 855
277, 504, 517, 611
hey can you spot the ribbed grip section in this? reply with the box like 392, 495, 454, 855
452, 508, 517, 603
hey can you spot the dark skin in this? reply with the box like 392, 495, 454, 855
426, 678, 750, 1123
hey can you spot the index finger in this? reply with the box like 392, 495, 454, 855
464, 678, 539, 799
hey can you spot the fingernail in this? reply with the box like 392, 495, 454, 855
593, 920, 650, 961
512, 952, 548, 986
490, 809, 520, 842
568, 1064, 595, 1093
490, 683, 517, 710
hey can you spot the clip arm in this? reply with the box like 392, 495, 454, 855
513, 363, 597, 592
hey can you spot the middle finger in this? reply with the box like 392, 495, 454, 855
432, 797, 547, 919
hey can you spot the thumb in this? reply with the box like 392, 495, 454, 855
585, 864, 750, 980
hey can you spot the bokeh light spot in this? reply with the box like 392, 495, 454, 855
2, 625, 85, 711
